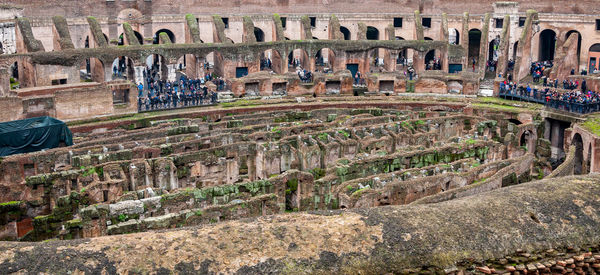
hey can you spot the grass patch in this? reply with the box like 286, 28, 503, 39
582, 117, 600, 136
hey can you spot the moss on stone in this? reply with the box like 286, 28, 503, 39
272, 14, 285, 41
86, 16, 107, 47
300, 15, 313, 40
329, 15, 343, 40
242, 16, 257, 43
16, 17, 45, 52
185, 14, 202, 44
414, 11, 424, 41
357, 23, 367, 40
52, 16, 74, 50
158, 32, 172, 45
212, 15, 231, 44
123, 22, 141, 46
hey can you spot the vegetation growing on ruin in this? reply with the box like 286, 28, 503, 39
582, 117, 600, 136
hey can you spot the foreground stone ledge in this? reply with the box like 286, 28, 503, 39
1, 175, 600, 274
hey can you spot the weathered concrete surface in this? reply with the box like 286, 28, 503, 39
1, 175, 600, 273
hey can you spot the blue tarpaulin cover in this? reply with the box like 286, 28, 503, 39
0, 116, 73, 156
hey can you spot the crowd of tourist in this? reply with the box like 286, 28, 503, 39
425, 57, 442, 70
530, 61, 553, 82
137, 65, 219, 112
498, 65, 600, 114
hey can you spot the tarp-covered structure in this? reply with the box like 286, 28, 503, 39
0, 116, 73, 156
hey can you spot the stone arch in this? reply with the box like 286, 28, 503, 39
449, 28, 459, 45
368, 47, 392, 72
176, 54, 200, 79
145, 54, 170, 81
10, 61, 18, 87
85, 34, 108, 49
117, 8, 144, 24
260, 49, 283, 74
489, 36, 500, 63
118, 31, 143, 46
587, 43, 600, 72
468, 29, 482, 64
254, 27, 265, 42
288, 48, 310, 70
153, 29, 176, 44
565, 30, 581, 66
519, 130, 535, 153
513, 41, 519, 61
80, 57, 104, 83
340, 26, 351, 40
508, 118, 522, 125
315, 48, 336, 72
394, 37, 408, 66
111, 56, 135, 81
538, 29, 556, 62
202, 51, 225, 78
572, 133, 584, 175
366, 26, 379, 40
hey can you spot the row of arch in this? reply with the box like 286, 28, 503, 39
74, 44, 444, 84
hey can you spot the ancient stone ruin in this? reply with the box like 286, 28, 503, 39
1, 0, 600, 274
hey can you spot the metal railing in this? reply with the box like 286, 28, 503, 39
499, 87, 600, 114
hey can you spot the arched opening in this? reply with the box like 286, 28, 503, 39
395, 37, 408, 66
468, 29, 482, 67
513, 41, 519, 61
254, 27, 265, 42
288, 49, 309, 70
425, 50, 440, 70
10, 61, 18, 89
176, 55, 187, 72
369, 48, 391, 72
153, 29, 176, 44
572, 133, 584, 175
508, 118, 522, 125
111, 56, 135, 81
538, 29, 556, 62
145, 54, 169, 81
340, 26, 351, 40
0, 42, 3, 54
260, 49, 283, 74
366, 26, 379, 40
315, 48, 335, 73
449, 28, 459, 45
178, 54, 201, 79
80, 58, 104, 83
118, 31, 143, 45
489, 36, 500, 64
566, 30, 582, 67
202, 51, 224, 79
587, 143, 592, 174
519, 130, 534, 152
588, 44, 600, 72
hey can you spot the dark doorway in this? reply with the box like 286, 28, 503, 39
468, 29, 482, 63
366, 26, 379, 40
572, 133, 584, 175
236, 67, 249, 78
340, 26, 351, 40
538, 29, 556, 61
254, 27, 265, 42
346, 63, 359, 78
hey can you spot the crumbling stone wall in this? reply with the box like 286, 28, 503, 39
1, 175, 600, 273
